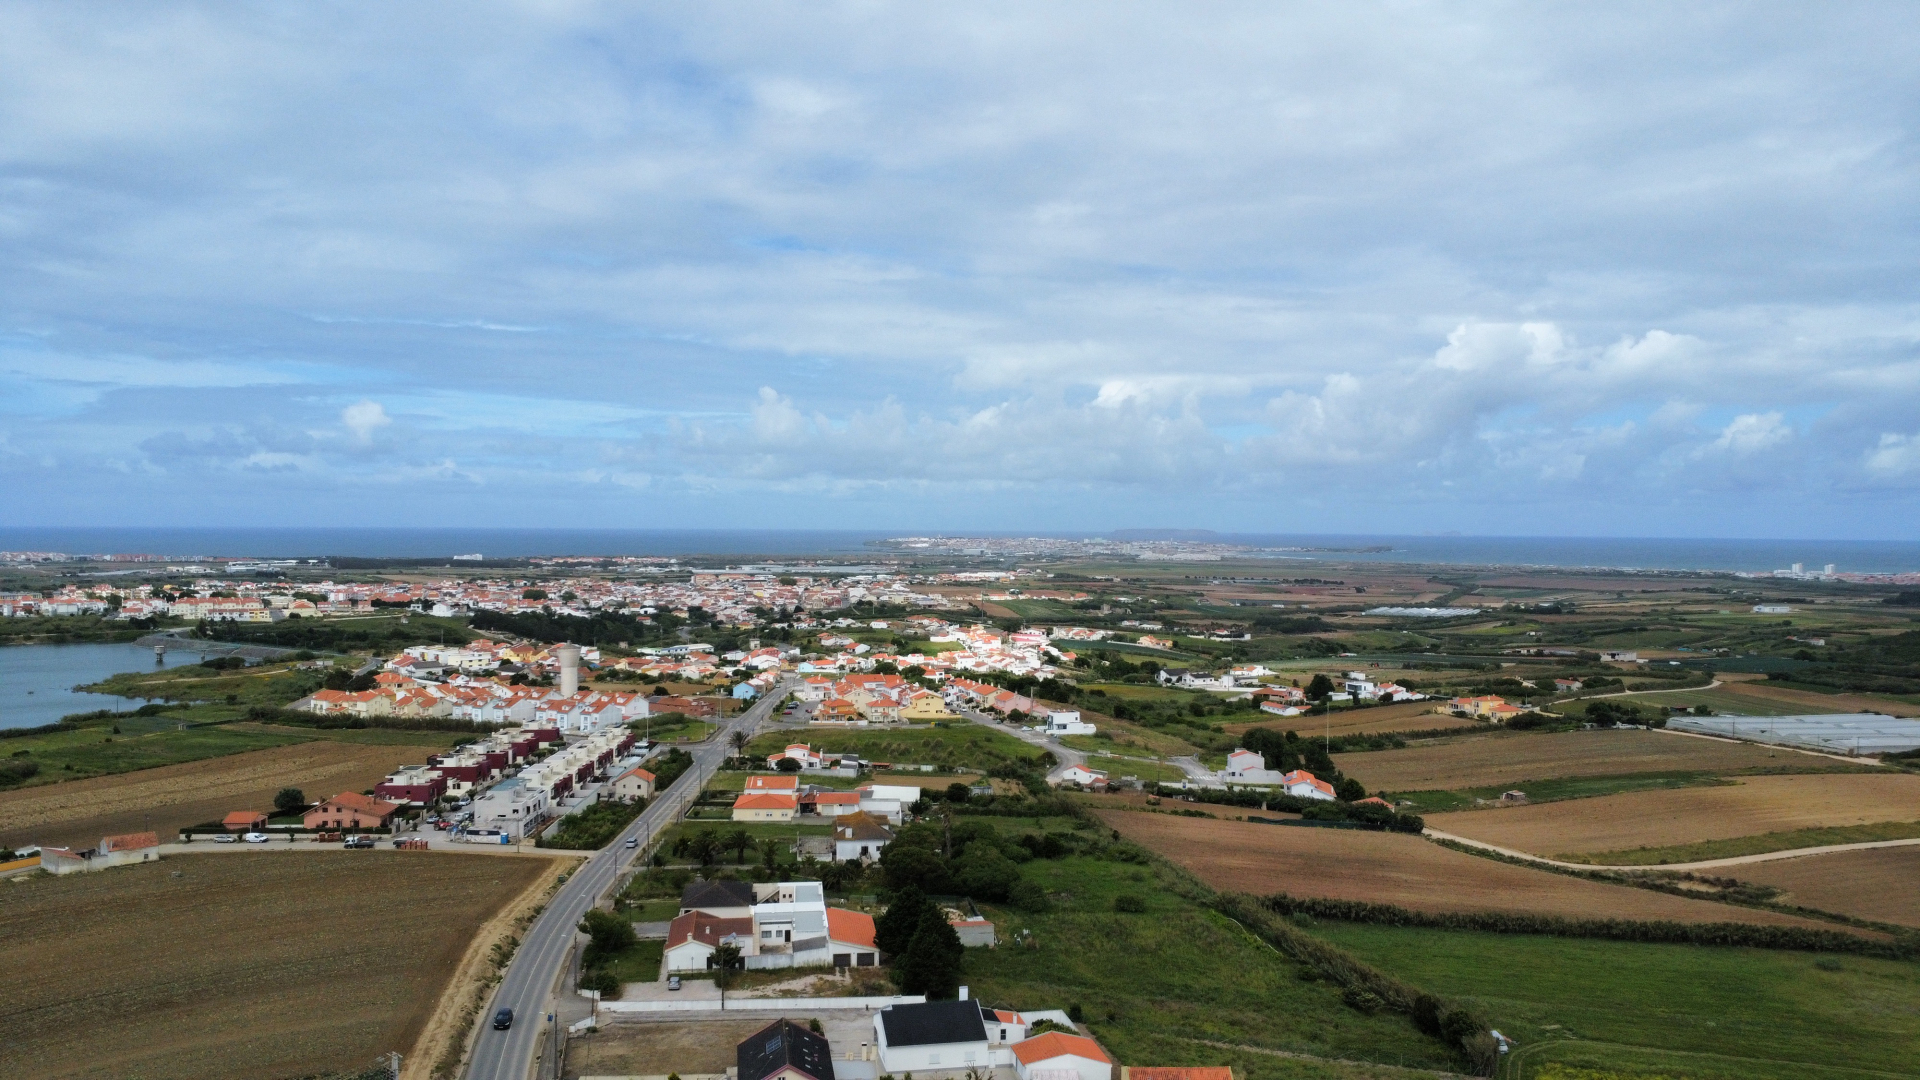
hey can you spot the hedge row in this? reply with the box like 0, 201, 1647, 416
243, 705, 507, 734
1260, 893, 1917, 960
1213, 892, 1498, 1074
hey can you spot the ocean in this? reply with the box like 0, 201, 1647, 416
0, 527, 1916, 575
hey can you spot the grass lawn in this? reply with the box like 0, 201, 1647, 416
231, 722, 473, 748
602, 939, 665, 984
965, 854, 1463, 1079
82, 663, 324, 709
633, 716, 719, 743
1386, 771, 1735, 814
622, 899, 682, 922
1308, 922, 1920, 1079
1083, 754, 1189, 784
746, 725, 1041, 772
1560, 820, 1920, 866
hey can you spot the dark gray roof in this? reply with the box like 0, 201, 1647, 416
878, 1000, 988, 1047
739, 1019, 835, 1080
681, 878, 755, 912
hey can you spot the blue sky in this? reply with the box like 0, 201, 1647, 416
2, 3, 1918, 536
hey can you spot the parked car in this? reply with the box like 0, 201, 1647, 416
243, 832, 270, 844
213, 834, 238, 844
492, 1007, 514, 1030
344, 835, 375, 849
667, 976, 681, 992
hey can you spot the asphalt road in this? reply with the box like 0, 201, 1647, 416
951, 704, 1086, 780
464, 681, 784, 1080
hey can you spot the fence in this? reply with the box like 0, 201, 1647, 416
595, 995, 925, 1014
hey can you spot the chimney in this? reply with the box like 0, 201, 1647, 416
556, 644, 581, 697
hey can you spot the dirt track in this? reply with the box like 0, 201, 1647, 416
1099, 810, 1855, 932
1223, 701, 1479, 738
1729, 846, 1920, 928
1334, 727, 1860, 791
0, 741, 443, 850
0, 851, 548, 1080
1425, 772, 1920, 857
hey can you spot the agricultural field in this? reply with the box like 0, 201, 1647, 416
1332, 728, 1864, 792
744, 724, 1040, 772
0, 713, 316, 791
0, 850, 551, 1080
1729, 846, 1920, 928
1713, 678, 1920, 717
964, 851, 1465, 1079
1565, 687, 1839, 717
1424, 772, 1920, 861
1082, 754, 1189, 783
1309, 923, 1920, 1080
0, 735, 464, 850
1097, 811, 1859, 933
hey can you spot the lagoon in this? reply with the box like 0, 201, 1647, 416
0, 642, 210, 730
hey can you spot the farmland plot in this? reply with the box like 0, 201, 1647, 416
0, 851, 551, 1080
1730, 846, 1920, 928
1425, 772, 1920, 860
0, 739, 453, 850
1222, 701, 1478, 739
1098, 811, 1855, 932
1333, 728, 1862, 792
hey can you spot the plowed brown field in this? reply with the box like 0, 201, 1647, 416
1334, 728, 1862, 791
1719, 680, 1920, 717
1730, 847, 1920, 928
0, 741, 444, 850
1100, 810, 1857, 932
1425, 773, 1920, 857
1223, 700, 1479, 738
0, 850, 551, 1080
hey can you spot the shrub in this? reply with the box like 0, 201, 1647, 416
1113, 894, 1147, 913
1342, 986, 1384, 1014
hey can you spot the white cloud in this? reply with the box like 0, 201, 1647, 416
340, 400, 392, 444
1709, 412, 1792, 456
1865, 432, 1920, 477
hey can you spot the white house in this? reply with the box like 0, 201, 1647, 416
1013, 1032, 1113, 1080
1219, 748, 1288, 786
668, 880, 880, 973
1040, 710, 1097, 736
1054, 764, 1107, 787
1280, 769, 1336, 801
874, 1000, 994, 1074
832, 813, 895, 861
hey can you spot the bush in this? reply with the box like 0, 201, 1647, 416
1008, 880, 1051, 912
580, 968, 620, 998
1113, 894, 1148, 913
1341, 986, 1384, 1014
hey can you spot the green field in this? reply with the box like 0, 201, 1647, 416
83, 661, 328, 709
1559, 820, 1920, 866
1387, 772, 1734, 814
1083, 754, 1189, 783
601, 939, 665, 984
0, 714, 314, 788
745, 725, 1040, 771
1308, 922, 1920, 1079
965, 853, 1463, 1079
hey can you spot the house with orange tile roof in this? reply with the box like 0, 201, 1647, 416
1012, 1031, 1113, 1080
222, 810, 268, 832
732, 792, 799, 822
303, 791, 401, 831
1280, 769, 1336, 801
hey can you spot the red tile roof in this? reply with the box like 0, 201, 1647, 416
826, 907, 876, 949
732, 792, 799, 810
1013, 1032, 1111, 1066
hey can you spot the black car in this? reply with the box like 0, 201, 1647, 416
492, 1007, 514, 1030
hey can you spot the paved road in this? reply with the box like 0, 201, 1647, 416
465, 681, 786, 1080
951, 704, 1086, 781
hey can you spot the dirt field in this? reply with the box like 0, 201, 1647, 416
0, 850, 551, 1080
1333, 728, 1861, 791
567, 1018, 768, 1076
1425, 773, 1920, 858
1729, 847, 1920, 928
1099, 810, 1859, 932
1222, 701, 1480, 738
0, 740, 446, 850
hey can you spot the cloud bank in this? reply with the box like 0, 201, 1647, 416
1, 2, 1917, 535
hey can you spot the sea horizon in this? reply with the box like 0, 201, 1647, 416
2, 526, 1917, 575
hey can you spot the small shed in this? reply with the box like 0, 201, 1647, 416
223, 811, 269, 832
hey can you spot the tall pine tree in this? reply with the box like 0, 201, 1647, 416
896, 905, 965, 998
876, 884, 936, 958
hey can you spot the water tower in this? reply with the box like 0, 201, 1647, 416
556, 644, 581, 697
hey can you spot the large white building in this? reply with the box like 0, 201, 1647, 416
666, 880, 879, 972
1040, 710, 1097, 736
1218, 748, 1288, 786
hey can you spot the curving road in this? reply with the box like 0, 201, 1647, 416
464, 680, 785, 1080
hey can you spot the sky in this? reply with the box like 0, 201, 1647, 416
2, 3, 1917, 537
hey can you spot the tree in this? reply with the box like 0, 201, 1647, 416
759, 835, 783, 873
953, 842, 1022, 903
522, 588, 548, 601
945, 782, 972, 804
730, 730, 752, 759
1334, 777, 1367, 802
875, 884, 937, 957
689, 831, 719, 867
1306, 673, 1336, 702
895, 906, 964, 998
712, 942, 743, 991
880, 843, 952, 895
776, 757, 802, 773
273, 787, 306, 814
728, 827, 753, 863
579, 908, 637, 957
